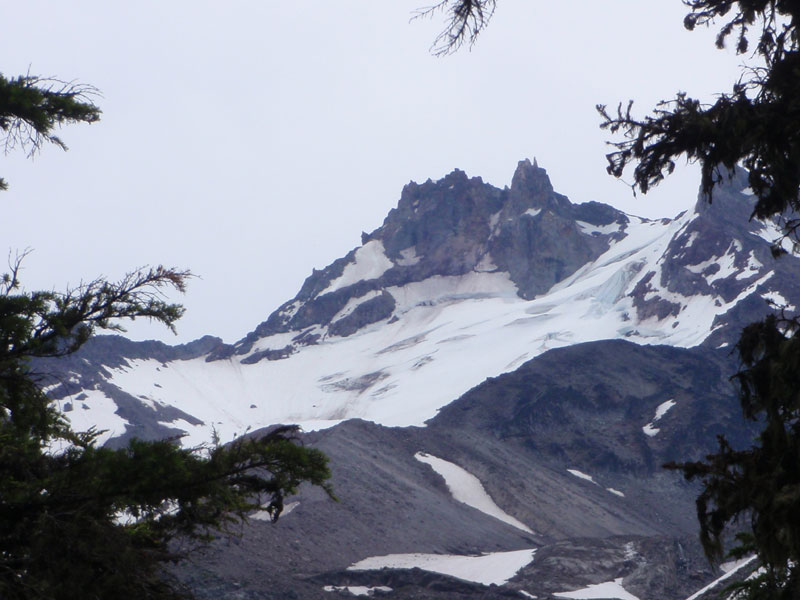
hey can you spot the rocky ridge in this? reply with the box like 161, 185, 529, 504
36, 158, 799, 598
201, 159, 799, 370
214, 159, 629, 361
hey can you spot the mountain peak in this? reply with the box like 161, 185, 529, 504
510, 158, 550, 194
49, 158, 800, 453
691, 165, 760, 229
510, 157, 571, 215
206, 157, 800, 369
226, 160, 631, 359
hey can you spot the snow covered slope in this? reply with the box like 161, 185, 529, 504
42, 160, 800, 447
37, 159, 792, 600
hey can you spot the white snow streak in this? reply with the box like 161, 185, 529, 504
323, 240, 393, 294
84, 211, 787, 447
323, 585, 392, 596
683, 556, 756, 600
347, 549, 536, 586
567, 469, 623, 497
332, 291, 383, 323
653, 399, 676, 421
643, 399, 676, 437
554, 578, 640, 600
567, 469, 597, 484
415, 452, 533, 533
720, 557, 754, 573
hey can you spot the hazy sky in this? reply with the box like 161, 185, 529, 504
2, 1, 745, 344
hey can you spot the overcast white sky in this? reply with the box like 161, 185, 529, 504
2, 1, 745, 344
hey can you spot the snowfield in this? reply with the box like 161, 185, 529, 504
84, 207, 784, 447
642, 399, 676, 437
683, 556, 757, 600
554, 578, 640, 600
347, 549, 537, 586
415, 452, 533, 533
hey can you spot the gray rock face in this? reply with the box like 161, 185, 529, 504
224, 159, 628, 362
219, 160, 800, 368
33, 159, 800, 599
628, 166, 800, 349
489, 161, 620, 300
175, 340, 751, 600
36, 335, 224, 444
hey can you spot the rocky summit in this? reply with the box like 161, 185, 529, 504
38, 159, 800, 599
224, 159, 628, 360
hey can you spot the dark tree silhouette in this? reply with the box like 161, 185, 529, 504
0, 73, 334, 598
422, 2, 800, 596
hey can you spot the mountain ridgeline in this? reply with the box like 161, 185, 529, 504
200, 159, 798, 365
223, 159, 628, 360
38, 159, 800, 599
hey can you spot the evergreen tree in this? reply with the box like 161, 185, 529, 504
422, 1, 800, 596
425, 0, 800, 243
666, 314, 800, 599
0, 74, 101, 191
0, 75, 333, 598
597, 1, 800, 250
0, 261, 333, 599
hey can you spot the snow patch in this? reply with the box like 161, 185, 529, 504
685, 242, 738, 284
607, 488, 625, 498
576, 220, 622, 236
624, 542, 637, 560
554, 578, 640, 600
567, 469, 597, 484
643, 399, 676, 437
524, 208, 542, 218
250, 501, 299, 521
763, 289, 795, 310
642, 423, 660, 437
348, 549, 536, 586
323, 241, 393, 294
684, 556, 756, 600
396, 246, 421, 267
323, 585, 392, 596
415, 452, 533, 533
247, 326, 323, 356
58, 389, 129, 448
752, 218, 793, 253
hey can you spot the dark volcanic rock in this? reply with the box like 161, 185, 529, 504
488, 160, 617, 299
228, 159, 628, 362
174, 340, 749, 600
328, 291, 396, 337
33, 334, 224, 445
629, 167, 800, 346
35, 161, 800, 599
431, 339, 752, 475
